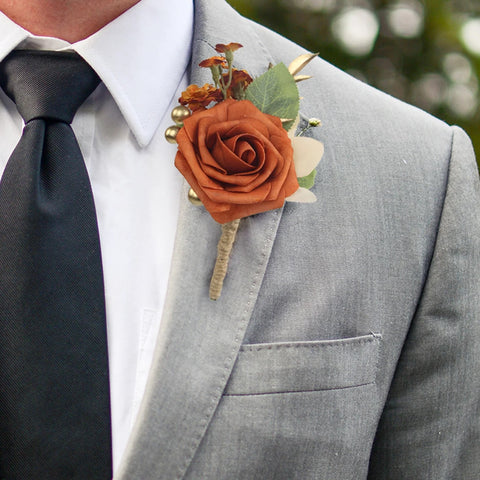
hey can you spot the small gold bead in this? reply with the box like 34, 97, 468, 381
165, 125, 181, 144
188, 188, 203, 206
171, 105, 191, 125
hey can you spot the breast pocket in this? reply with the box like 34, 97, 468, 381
224, 333, 382, 396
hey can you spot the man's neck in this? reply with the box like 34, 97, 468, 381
0, 0, 142, 43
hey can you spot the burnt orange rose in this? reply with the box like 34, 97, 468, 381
175, 99, 299, 223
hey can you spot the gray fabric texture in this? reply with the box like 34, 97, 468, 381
115, 0, 480, 478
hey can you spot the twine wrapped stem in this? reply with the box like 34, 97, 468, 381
209, 219, 241, 300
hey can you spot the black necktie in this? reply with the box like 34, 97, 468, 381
0, 50, 112, 479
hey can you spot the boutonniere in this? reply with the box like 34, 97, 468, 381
165, 42, 324, 300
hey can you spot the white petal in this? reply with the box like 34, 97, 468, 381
286, 187, 317, 203
292, 136, 324, 177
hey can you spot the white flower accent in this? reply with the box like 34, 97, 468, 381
291, 136, 324, 177
286, 187, 317, 202
285, 121, 324, 203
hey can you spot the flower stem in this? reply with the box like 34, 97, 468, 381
298, 118, 322, 136
209, 219, 241, 300
219, 58, 234, 100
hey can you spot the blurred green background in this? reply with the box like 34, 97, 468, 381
227, 0, 480, 168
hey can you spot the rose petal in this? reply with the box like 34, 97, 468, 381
291, 136, 324, 177
286, 187, 317, 203
213, 134, 256, 173
211, 195, 286, 224
206, 182, 272, 204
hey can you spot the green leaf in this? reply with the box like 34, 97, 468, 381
297, 168, 317, 190
245, 63, 299, 130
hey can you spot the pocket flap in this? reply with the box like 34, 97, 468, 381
224, 333, 382, 395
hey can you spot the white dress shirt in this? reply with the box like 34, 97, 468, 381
0, 0, 194, 471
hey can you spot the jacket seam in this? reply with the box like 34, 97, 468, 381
409, 126, 454, 325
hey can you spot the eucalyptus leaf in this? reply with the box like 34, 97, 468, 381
297, 169, 317, 190
245, 63, 299, 130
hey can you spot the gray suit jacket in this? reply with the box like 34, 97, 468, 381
115, 0, 480, 478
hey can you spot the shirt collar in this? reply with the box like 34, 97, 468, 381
0, 0, 194, 147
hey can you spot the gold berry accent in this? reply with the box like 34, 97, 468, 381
165, 125, 181, 144
171, 105, 191, 125
187, 188, 203, 206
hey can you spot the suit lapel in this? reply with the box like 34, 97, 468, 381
116, 2, 283, 479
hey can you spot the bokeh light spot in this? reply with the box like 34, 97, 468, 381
387, 1, 424, 38
443, 52, 473, 84
446, 83, 479, 118
460, 18, 480, 56
331, 8, 379, 56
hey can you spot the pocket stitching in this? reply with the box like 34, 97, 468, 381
239, 333, 382, 353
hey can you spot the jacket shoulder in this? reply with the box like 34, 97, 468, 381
246, 16, 458, 182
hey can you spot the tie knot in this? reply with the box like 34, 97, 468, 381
0, 50, 100, 124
